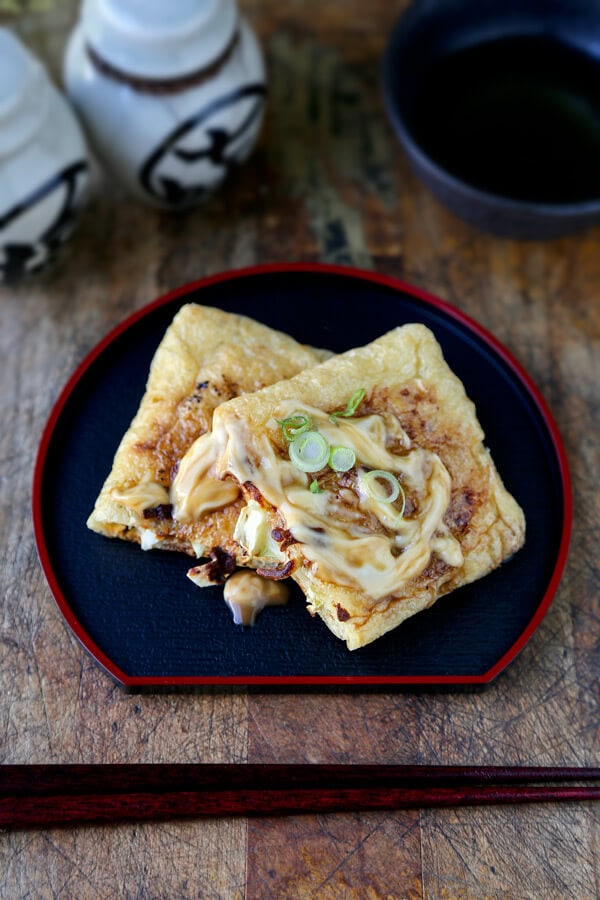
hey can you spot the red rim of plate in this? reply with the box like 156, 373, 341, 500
32, 262, 573, 688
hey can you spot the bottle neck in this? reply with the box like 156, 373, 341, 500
79, 0, 239, 86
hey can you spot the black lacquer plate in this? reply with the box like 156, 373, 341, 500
33, 264, 571, 688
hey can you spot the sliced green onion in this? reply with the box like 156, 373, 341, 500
360, 469, 401, 503
393, 483, 407, 525
329, 388, 366, 424
277, 413, 312, 442
289, 431, 329, 472
328, 445, 356, 472
310, 479, 325, 494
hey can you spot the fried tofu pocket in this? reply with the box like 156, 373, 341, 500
87, 303, 330, 564
200, 323, 525, 649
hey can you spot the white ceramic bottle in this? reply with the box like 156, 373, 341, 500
0, 29, 88, 284
64, 0, 267, 209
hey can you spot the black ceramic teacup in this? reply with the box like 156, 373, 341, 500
382, 0, 600, 238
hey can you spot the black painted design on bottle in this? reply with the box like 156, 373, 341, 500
0, 160, 87, 283
139, 83, 266, 207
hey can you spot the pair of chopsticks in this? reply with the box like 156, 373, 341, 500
1, 764, 598, 829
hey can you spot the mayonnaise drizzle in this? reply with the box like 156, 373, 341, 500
223, 571, 289, 626
170, 399, 464, 603
171, 430, 240, 522
213, 401, 464, 602
112, 479, 170, 513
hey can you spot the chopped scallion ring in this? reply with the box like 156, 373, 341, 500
328, 445, 356, 472
289, 431, 329, 472
360, 469, 401, 503
310, 480, 325, 494
394, 483, 406, 524
329, 388, 366, 424
276, 413, 312, 442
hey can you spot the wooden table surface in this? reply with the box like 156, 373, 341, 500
1, 1, 599, 896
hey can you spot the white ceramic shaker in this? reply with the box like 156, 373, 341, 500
64, 0, 267, 209
0, 29, 88, 284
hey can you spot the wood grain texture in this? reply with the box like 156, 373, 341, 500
0, 0, 598, 896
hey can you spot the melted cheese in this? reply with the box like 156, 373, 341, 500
215, 402, 463, 602
171, 431, 240, 522
223, 571, 289, 626
233, 501, 284, 561
140, 529, 161, 551
112, 479, 170, 514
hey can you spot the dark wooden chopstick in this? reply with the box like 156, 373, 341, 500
2, 764, 598, 796
1, 765, 598, 829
